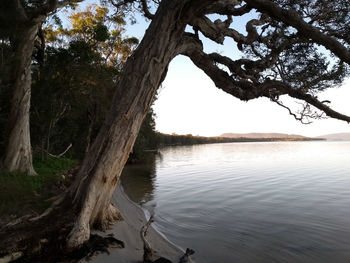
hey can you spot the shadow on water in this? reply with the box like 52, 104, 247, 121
120, 154, 157, 205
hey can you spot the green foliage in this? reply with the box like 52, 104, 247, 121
129, 108, 159, 162
30, 4, 138, 159
93, 23, 110, 42
31, 43, 117, 158
0, 157, 76, 217
34, 157, 76, 177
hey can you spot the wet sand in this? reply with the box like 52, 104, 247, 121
85, 184, 184, 263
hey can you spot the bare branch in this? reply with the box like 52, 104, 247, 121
178, 33, 350, 123
205, 2, 252, 16
108, 0, 158, 19
260, 80, 350, 123
190, 15, 267, 47
245, 0, 350, 65
140, 0, 155, 19
179, 33, 268, 100
30, 0, 84, 21
272, 99, 323, 124
56, 0, 83, 9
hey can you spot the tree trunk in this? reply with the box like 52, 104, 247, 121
65, 0, 192, 248
2, 24, 38, 175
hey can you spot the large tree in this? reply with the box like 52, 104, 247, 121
1, 0, 349, 259
0, 0, 82, 175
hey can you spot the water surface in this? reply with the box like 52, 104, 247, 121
121, 141, 350, 262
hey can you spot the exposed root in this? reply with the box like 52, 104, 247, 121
179, 248, 195, 263
8, 234, 124, 263
66, 216, 91, 250
29, 193, 65, 222
0, 251, 23, 263
107, 203, 123, 222
67, 203, 123, 249
93, 203, 123, 231
0, 203, 125, 263
3, 215, 32, 228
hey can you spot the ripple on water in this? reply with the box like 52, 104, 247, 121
122, 141, 350, 263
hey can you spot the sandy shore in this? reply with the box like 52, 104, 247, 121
85, 183, 184, 263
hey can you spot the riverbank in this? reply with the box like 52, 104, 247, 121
85, 183, 184, 263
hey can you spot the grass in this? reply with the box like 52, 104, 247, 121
0, 157, 77, 221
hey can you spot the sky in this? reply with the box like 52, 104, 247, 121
153, 56, 350, 137
123, 13, 350, 138
73, 2, 350, 138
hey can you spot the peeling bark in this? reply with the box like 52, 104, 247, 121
2, 24, 39, 175
0, 0, 84, 175
65, 0, 203, 248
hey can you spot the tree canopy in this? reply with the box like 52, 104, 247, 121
30, 4, 139, 158
0, 0, 349, 261
112, 0, 350, 124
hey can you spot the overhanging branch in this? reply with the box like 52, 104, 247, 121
140, 0, 155, 19
205, 1, 252, 16
261, 80, 350, 123
245, 0, 350, 65
178, 33, 350, 123
178, 33, 267, 101
190, 14, 267, 47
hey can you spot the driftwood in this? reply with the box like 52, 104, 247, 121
140, 216, 174, 263
141, 215, 155, 263
140, 216, 195, 263
179, 248, 195, 263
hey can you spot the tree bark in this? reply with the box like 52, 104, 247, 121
2, 23, 39, 175
65, 0, 200, 248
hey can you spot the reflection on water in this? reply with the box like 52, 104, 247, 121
121, 154, 157, 205
121, 141, 350, 263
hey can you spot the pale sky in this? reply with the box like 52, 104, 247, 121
153, 57, 350, 137
125, 14, 350, 138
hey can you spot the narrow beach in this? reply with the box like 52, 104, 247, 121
85, 184, 184, 263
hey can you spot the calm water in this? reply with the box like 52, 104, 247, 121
121, 141, 350, 262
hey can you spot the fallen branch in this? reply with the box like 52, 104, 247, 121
179, 248, 195, 263
140, 216, 174, 263
50, 143, 73, 158
40, 143, 73, 158
141, 215, 154, 263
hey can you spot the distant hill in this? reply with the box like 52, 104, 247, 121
220, 133, 306, 139
315, 133, 350, 141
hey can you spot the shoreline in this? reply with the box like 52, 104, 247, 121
85, 183, 184, 263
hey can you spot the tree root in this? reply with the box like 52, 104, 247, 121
0, 199, 126, 263
140, 215, 174, 263
179, 248, 195, 263
0, 212, 124, 263
5, 234, 124, 263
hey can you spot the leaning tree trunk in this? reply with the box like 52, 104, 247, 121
2, 24, 38, 175
65, 0, 194, 248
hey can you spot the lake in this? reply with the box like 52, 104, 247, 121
121, 141, 350, 262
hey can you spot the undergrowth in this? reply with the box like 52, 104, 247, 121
0, 157, 77, 220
